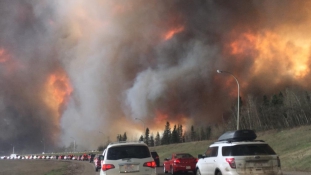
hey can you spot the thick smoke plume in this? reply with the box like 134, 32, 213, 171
1, 0, 311, 153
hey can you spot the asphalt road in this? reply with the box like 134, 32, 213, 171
94, 165, 311, 175
154, 166, 311, 175
1, 160, 309, 175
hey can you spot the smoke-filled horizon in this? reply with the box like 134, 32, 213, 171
1, 0, 311, 154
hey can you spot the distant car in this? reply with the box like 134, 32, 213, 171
77, 155, 82, 161
81, 154, 88, 161
150, 151, 160, 167
89, 154, 96, 163
163, 153, 197, 174
10, 154, 19, 159
100, 142, 156, 175
94, 154, 104, 172
196, 130, 283, 175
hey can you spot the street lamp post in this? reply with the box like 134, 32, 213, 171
70, 137, 75, 153
11, 145, 14, 154
41, 138, 45, 153
217, 70, 240, 130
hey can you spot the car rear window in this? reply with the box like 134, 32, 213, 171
107, 145, 151, 160
222, 144, 276, 156
175, 153, 194, 158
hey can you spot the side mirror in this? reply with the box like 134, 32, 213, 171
198, 154, 204, 159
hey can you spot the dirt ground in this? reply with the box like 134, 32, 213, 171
0, 159, 96, 175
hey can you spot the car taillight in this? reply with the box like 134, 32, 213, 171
174, 159, 181, 164
102, 164, 115, 171
143, 161, 156, 168
225, 158, 236, 169
277, 156, 281, 167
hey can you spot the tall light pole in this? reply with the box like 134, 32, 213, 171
10, 144, 14, 154
41, 138, 45, 153
217, 70, 240, 130
70, 137, 75, 153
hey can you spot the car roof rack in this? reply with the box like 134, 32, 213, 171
214, 139, 265, 144
217, 129, 257, 142
108, 141, 145, 145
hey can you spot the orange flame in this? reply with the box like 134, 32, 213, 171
163, 26, 184, 40
227, 30, 310, 80
0, 48, 22, 74
153, 110, 190, 133
44, 71, 73, 115
0, 49, 9, 63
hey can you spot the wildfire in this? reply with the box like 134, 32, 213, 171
44, 71, 73, 115
0, 48, 9, 63
227, 30, 310, 80
0, 48, 22, 74
153, 110, 190, 133
163, 26, 184, 41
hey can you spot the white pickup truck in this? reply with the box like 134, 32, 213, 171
9, 154, 19, 159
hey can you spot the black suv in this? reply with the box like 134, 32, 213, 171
150, 151, 160, 167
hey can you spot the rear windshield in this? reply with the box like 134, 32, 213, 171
222, 144, 276, 156
107, 145, 151, 160
175, 153, 194, 158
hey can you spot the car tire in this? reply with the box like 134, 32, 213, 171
216, 171, 222, 175
164, 166, 168, 173
196, 169, 201, 175
170, 166, 175, 175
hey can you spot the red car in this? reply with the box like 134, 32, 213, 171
163, 153, 197, 174
93, 154, 104, 172
81, 154, 89, 161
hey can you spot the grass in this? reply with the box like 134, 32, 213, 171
45, 165, 67, 175
151, 125, 311, 172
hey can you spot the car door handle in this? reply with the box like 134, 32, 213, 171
213, 160, 216, 162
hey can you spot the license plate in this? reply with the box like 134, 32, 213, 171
186, 166, 191, 169
254, 163, 263, 167
120, 164, 139, 173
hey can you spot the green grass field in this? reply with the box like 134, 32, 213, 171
150, 125, 311, 172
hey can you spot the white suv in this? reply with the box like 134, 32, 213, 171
196, 130, 283, 175
100, 141, 156, 175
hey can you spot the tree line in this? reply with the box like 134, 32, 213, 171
225, 88, 311, 131
111, 88, 311, 148
115, 122, 211, 147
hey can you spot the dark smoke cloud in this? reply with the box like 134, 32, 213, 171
0, 0, 311, 154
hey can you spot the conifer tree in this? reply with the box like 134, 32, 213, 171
155, 132, 161, 146
149, 133, 155, 147
190, 125, 196, 141
161, 121, 171, 144
177, 124, 183, 143
171, 125, 179, 143
139, 135, 144, 142
200, 127, 206, 140
145, 128, 150, 145
123, 132, 127, 141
